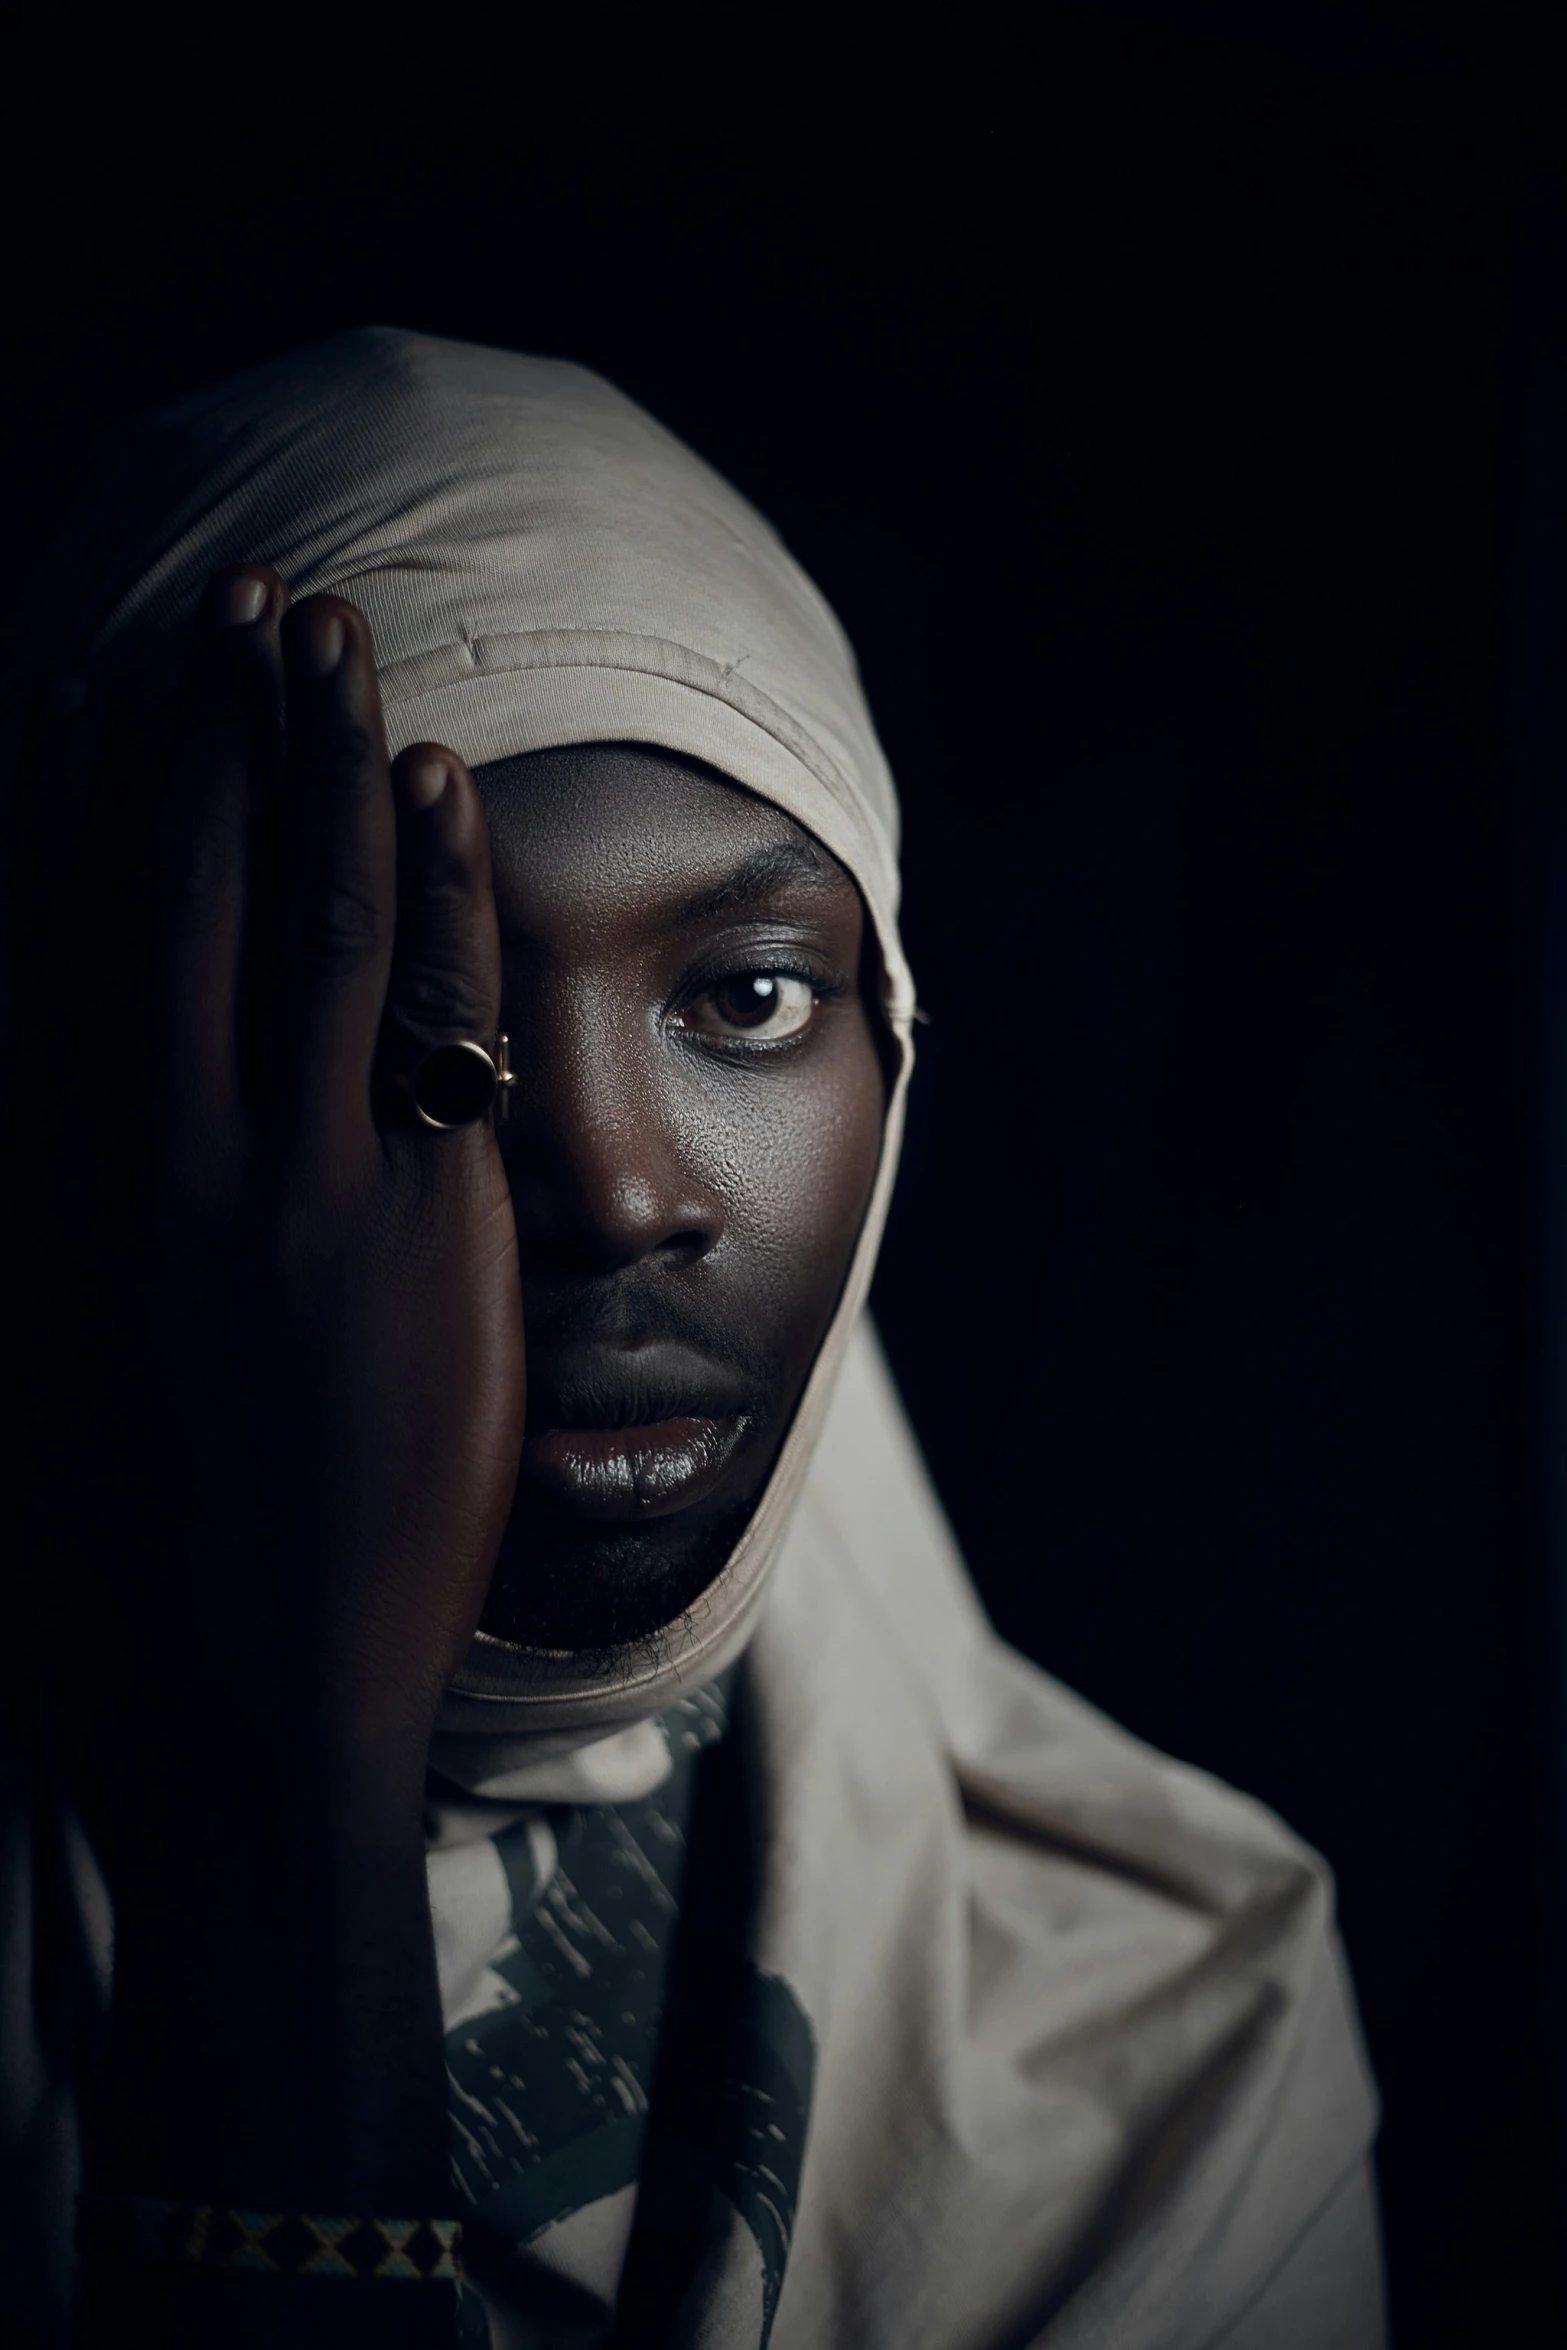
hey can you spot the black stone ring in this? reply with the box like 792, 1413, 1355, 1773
402, 1035, 514, 1132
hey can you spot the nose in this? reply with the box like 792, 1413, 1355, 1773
500, 985, 723, 1274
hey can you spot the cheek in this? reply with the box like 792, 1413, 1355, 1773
678, 1016, 887, 1354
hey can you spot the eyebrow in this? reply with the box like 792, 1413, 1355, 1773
674, 838, 841, 926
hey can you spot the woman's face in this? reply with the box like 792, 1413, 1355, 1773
474, 745, 886, 1654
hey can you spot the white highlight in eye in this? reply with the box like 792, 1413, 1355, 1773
682, 971, 817, 1041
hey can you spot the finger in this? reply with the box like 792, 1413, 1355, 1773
275, 596, 396, 1164
157, 566, 288, 1167
381, 744, 503, 1148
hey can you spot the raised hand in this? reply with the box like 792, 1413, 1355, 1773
79, 567, 527, 1817
39, 567, 525, 2260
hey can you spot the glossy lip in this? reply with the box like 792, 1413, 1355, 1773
520, 1414, 749, 1520
517, 1343, 756, 1521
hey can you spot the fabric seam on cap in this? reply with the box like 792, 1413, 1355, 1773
375, 626, 882, 872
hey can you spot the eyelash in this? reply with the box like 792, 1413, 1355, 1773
670, 957, 848, 1049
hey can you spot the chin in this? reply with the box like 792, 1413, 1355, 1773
478, 1497, 756, 1655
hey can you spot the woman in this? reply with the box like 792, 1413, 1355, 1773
2, 328, 1384, 2347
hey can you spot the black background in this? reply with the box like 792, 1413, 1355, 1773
4, 5, 1562, 2339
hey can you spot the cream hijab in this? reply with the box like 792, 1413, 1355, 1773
49, 324, 916, 1744
6, 331, 1387, 2349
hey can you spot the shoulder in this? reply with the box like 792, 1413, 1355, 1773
758, 1319, 1384, 2350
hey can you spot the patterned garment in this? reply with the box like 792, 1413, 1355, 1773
435, 1681, 815, 2347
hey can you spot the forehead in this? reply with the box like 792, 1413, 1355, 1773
474, 744, 851, 937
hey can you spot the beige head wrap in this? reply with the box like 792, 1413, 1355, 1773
51, 325, 915, 1744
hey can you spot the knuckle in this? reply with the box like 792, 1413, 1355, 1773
386, 956, 494, 1045
296, 880, 386, 967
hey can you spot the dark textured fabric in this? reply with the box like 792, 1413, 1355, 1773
444, 1678, 813, 2347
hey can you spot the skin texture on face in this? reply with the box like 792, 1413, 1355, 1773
473, 744, 886, 1655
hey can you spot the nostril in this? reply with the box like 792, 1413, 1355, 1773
528, 1223, 714, 1278
656, 1226, 714, 1268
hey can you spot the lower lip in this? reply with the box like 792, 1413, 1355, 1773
518, 1414, 747, 1520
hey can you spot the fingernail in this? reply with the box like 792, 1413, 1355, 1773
296, 609, 345, 678
404, 756, 451, 810
214, 573, 268, 627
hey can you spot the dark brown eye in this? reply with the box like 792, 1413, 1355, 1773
679, 971, 816, 1041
